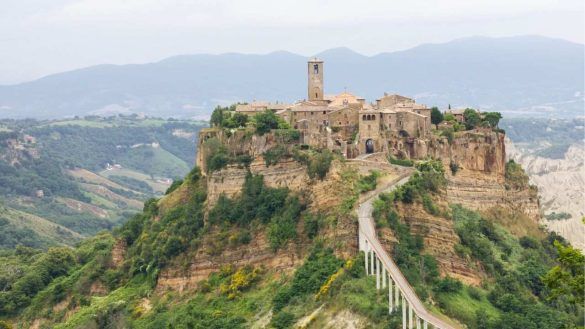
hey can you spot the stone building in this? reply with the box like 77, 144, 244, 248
233, 58, 433, 158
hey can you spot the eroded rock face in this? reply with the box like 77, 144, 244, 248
156, 229, 307, 293
507, 141, 585, 250
111, 239, 126, 268
156, 128, 538, 292
389, 202, 483, 286
445, 168, 540, 223
207, 158, 309, 206
156, 160, 367, 292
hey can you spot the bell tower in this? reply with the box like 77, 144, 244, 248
308, 58, 324, 101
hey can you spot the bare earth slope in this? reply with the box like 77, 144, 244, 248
507, 140, 585, 250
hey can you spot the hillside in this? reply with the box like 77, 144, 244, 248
0, 36, 582, 119
504, 117, 585, 250
0, 116, 206, 249
0, 124, 582, 329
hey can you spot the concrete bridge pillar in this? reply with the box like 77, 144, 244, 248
370, 250, 375, 275
388, 278, 393, 313
395, 280, 400, 308
409, 303, 414, 329
364, 247, 369, 275
382, 266, 387, 288
402, 297, 407, 329
376, 257, 381, 289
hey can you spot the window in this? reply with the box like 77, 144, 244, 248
372, 115, 376, 120
313, 64, 319, 74
323, 111, 326, 114
311, 111, 314, 115
362, 115, 366, 120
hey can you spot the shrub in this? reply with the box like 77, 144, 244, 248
165, 178, 183, 194
388, 155, 414, 167
267, 215, 297, 250
463, 109, 481, 130
468, 286, 483, 300
263, 145, 288, 166
544, 212, 572, 221
303, 213, 323, 239
272, 247, 343, 310
307, 150, 333, 180
449, 161, 459, 175
431, 107, 444, 127
219, 266, 260, 299
504, 160, 529, 190
441, 128, 455, 144
357, 171, 380, 193
422, 194, 439, 215
254, 111, 280, 135
270, 311, 294, 329
434, 277, 463, 293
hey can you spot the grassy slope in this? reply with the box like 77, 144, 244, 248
0, 205, 83, 247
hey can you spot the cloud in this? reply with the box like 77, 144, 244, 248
0, 0, 582, 84
30, 0, 582, 28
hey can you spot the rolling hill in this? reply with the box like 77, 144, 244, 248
0, 36, 582, 119
0, 116, 207, 249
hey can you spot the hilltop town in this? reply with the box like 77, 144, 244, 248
3, 59, 582, 329
203, 58, 503, 162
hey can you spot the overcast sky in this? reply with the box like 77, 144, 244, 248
1, 0, 583, 85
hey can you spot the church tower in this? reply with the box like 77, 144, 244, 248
308, 58, 324, 101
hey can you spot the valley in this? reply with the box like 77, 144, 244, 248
0, 116, 206, 249
504, 117, 585, 250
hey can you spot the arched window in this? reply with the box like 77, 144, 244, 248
362, 115, 366, 120
372, 115, 376, 120
313, 64, 319, 74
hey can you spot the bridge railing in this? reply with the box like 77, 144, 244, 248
357, 172, 456, 329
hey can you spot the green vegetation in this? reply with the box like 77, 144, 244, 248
121, 169, 206, 275
431, 106, 444, 127
357, 170, 380, 193
253, 110, 291, 135
462, 109, 503, 130
371, 159, 582, 328
0, 117, 205, 249
545, 212, 572, 221
451, 205, 580, 328
263, 145, 288, 166
387, 155, 414, 167
504, 159, 529, 190
210, 104, 249, 129
542, 241, 584, 307
272, 246, 344, 315
0, 246, 76, 315
504, 117, 584, 160
209, 173, 303, 250
108, 175, 154, 194
202, 137, 252, 172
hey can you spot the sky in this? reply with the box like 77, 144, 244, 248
1, 0, 583, 85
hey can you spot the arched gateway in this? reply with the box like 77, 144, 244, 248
365, 139, 374, 153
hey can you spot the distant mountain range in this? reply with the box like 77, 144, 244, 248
0, 35, 583, 119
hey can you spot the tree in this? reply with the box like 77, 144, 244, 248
210, 106, 225, 127
463, 108, 481, 130
542, 241, 585, 306
483, 112, 502, 128
430, 107, 444, 128
232, 112, 249, 128
254, 110, 280, 135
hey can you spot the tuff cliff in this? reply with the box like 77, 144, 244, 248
156, 127, 539, 293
